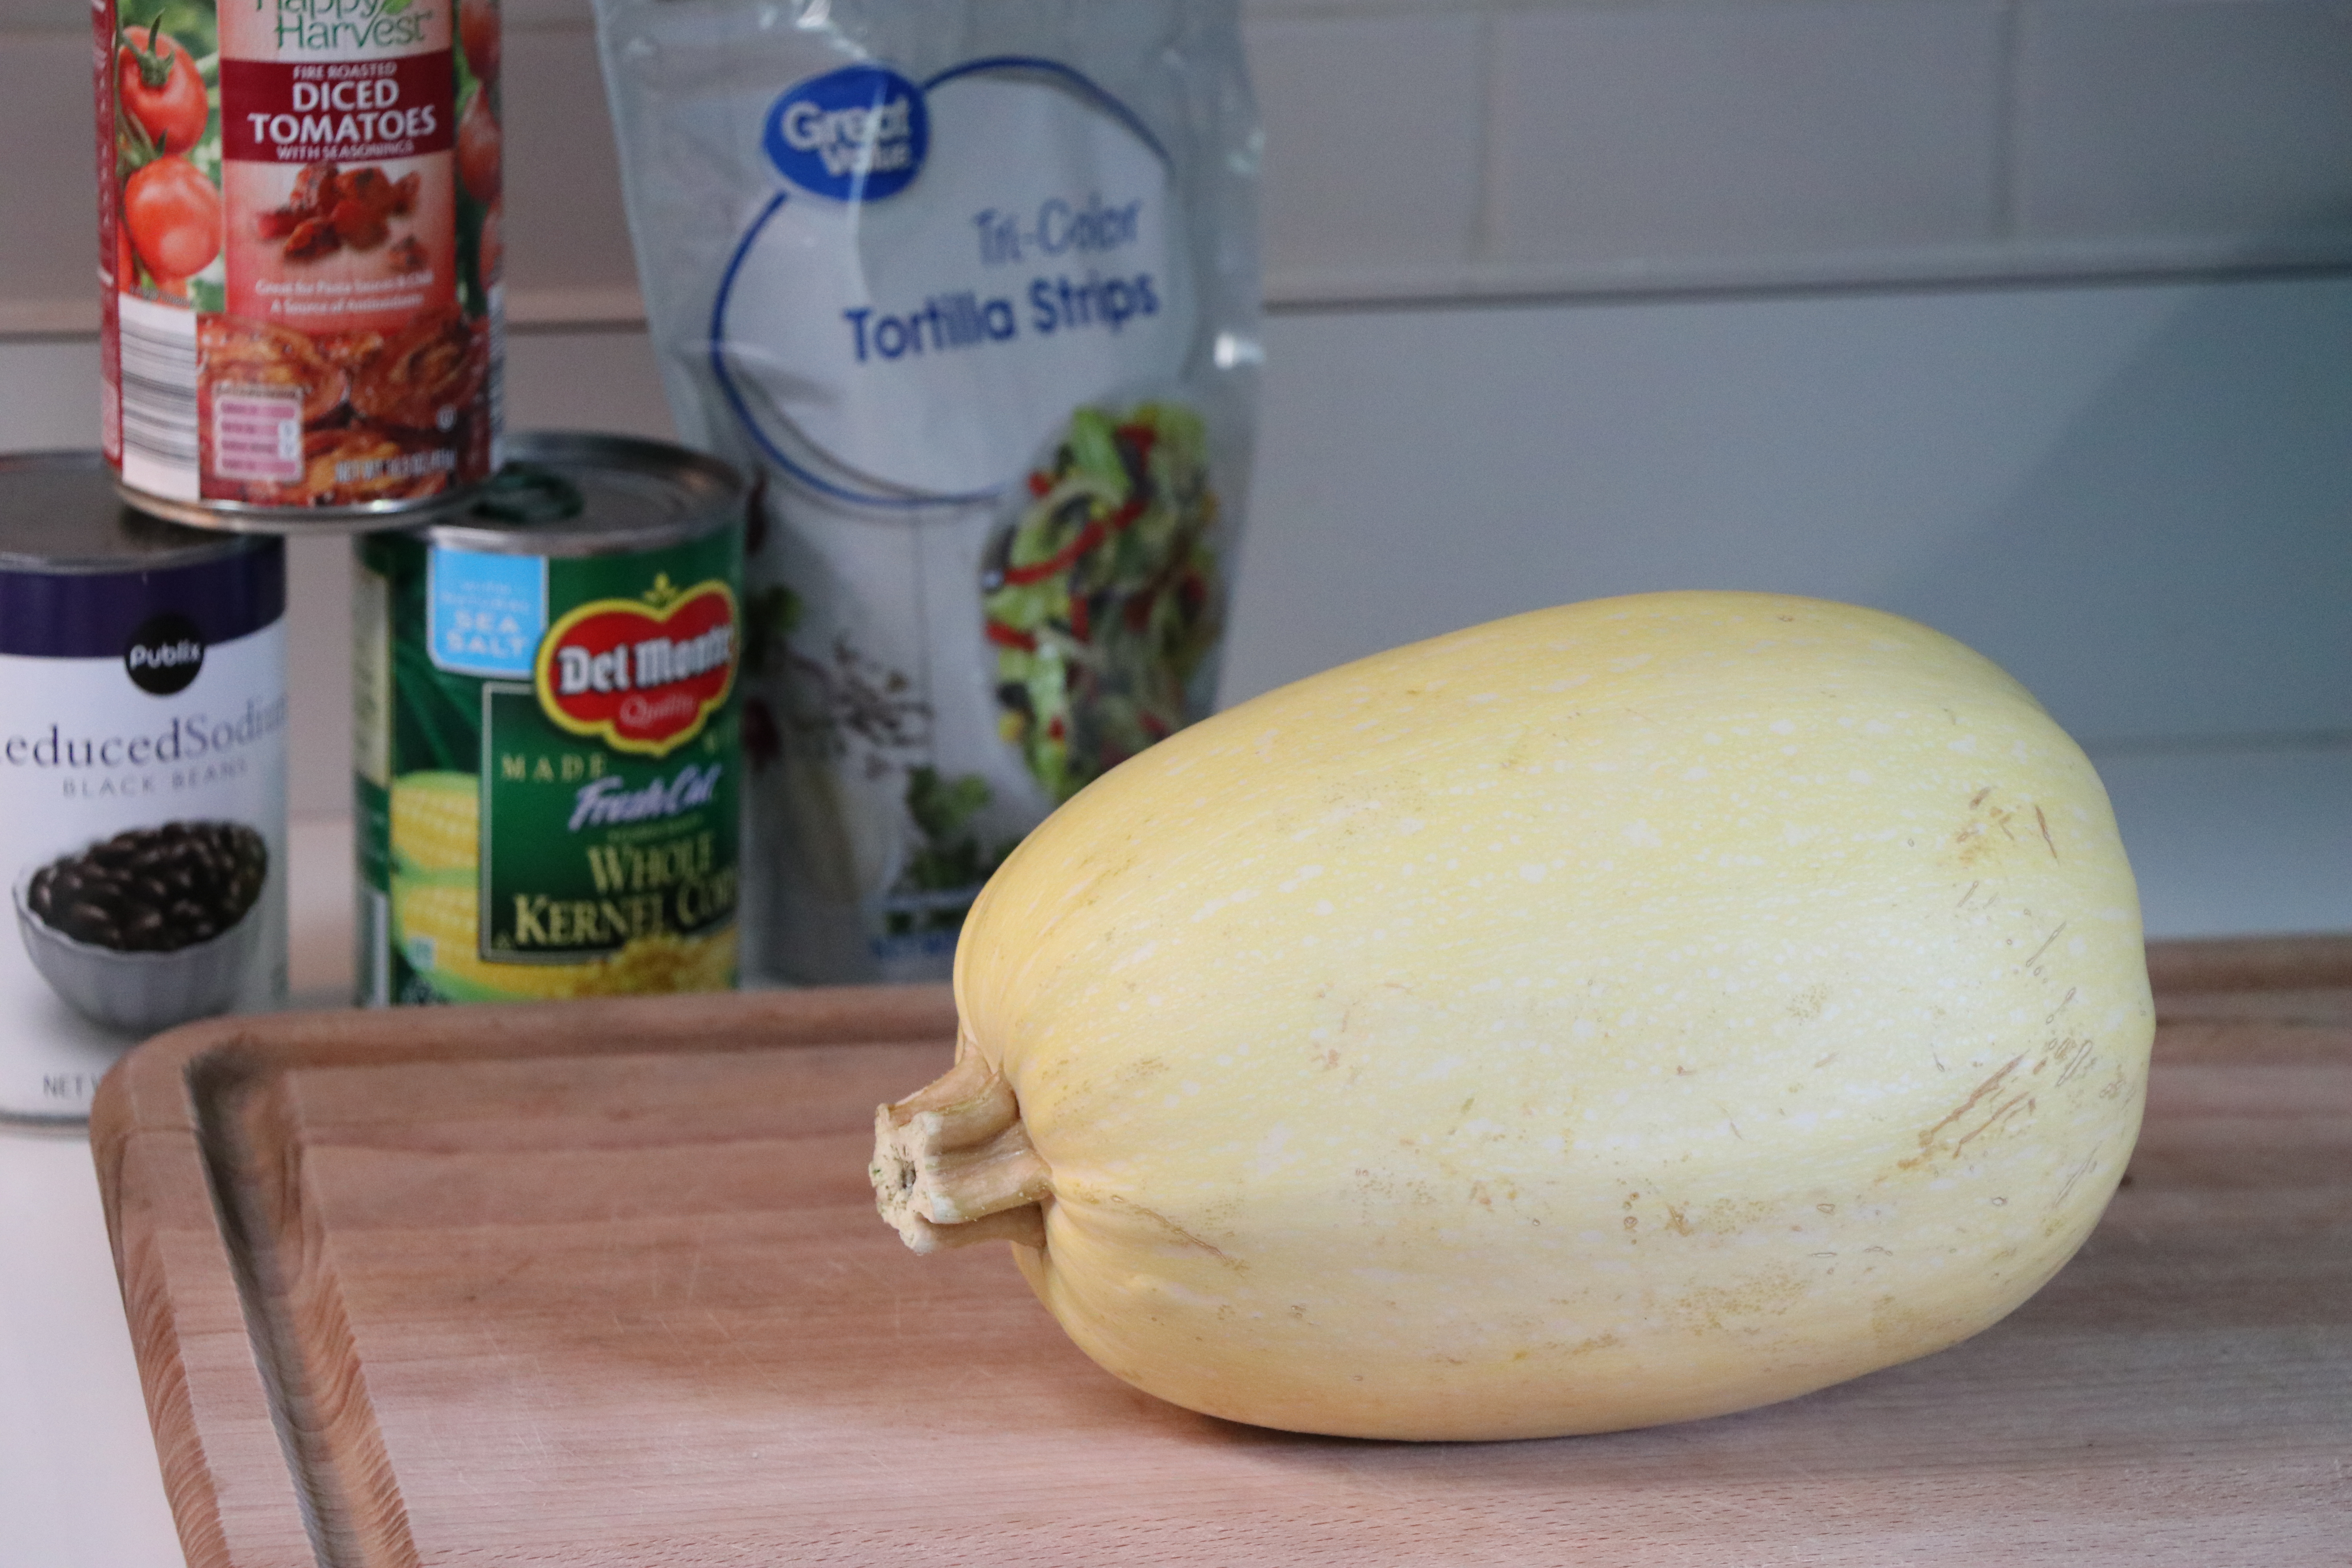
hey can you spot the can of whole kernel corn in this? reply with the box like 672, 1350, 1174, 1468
2, 452, 288, 1122
354, 433, 746, 1005
98, 0, 503, 527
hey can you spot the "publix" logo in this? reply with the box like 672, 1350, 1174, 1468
763, 65, 929, 203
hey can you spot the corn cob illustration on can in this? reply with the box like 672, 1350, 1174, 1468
354, 432, 746, 1004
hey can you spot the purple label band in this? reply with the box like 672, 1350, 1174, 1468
0, 543, 285, 659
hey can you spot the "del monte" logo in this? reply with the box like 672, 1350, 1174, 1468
533, 574, 738, 757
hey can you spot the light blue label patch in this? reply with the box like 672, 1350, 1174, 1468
428, 548, 546, 678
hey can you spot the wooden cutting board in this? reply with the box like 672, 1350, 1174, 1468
91, 940, 2352, 1568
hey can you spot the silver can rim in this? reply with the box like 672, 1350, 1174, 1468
1, 450, 282, 573
398, 432, 748, 557
114, 473, 486, 537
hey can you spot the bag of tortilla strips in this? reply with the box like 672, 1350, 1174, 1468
593, 0, 1261, 982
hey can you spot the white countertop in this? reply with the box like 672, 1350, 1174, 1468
0, 816, 355, 1568
0, 1129, 186, 1568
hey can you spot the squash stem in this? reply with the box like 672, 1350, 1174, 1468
871, 1040, 1050, 1254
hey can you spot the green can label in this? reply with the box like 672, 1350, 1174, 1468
358, 526, 742, 1005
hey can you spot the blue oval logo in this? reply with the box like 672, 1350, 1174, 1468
763, 65, 929, 203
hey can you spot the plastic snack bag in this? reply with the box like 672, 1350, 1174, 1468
593, 0, 1260, 983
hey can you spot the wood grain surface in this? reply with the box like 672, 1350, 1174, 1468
89, 944, 2352, 1567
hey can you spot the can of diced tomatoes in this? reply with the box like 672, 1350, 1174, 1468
96, 0, 505, 530
2, 452, 288, 1123
354, 432, 747, 1005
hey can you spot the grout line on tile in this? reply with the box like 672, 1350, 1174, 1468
503, 315, 660, 338
1243, 0, 1495, 17
10, 254, 2352, 346
1256, 256, 2352, 316
2080, 730, 2352, 762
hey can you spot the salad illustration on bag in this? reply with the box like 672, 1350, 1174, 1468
983, 404, 1220, 802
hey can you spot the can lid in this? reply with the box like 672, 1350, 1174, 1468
0, 452, 274, 573
412, 432, 747, 556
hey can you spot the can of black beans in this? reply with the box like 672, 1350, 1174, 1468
2, 452, 289, 1123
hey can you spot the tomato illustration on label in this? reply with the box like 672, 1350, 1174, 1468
532, 575, 739, 756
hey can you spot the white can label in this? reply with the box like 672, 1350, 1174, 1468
0, 553, 289, 1121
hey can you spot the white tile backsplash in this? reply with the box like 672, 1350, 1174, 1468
5, 272, 2347, 937
1224, 276, 2352, 748
499, 323, 677, 439
2016, 0, 2352, 243
8, 0, 2352, 330
504, 0, 601, 25
500, 25, 641, 296
7, 0, 2347, 940
1251, 11, 1486, 275
2095, 743, 2352, 939
17, 274, 2349, 773
1487, 2, 2007, 268
0, 0, 82, 33
0, 32, 102, 310
0, 336, 99, 450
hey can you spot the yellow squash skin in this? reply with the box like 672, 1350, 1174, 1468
953, 592, 2153, 1440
